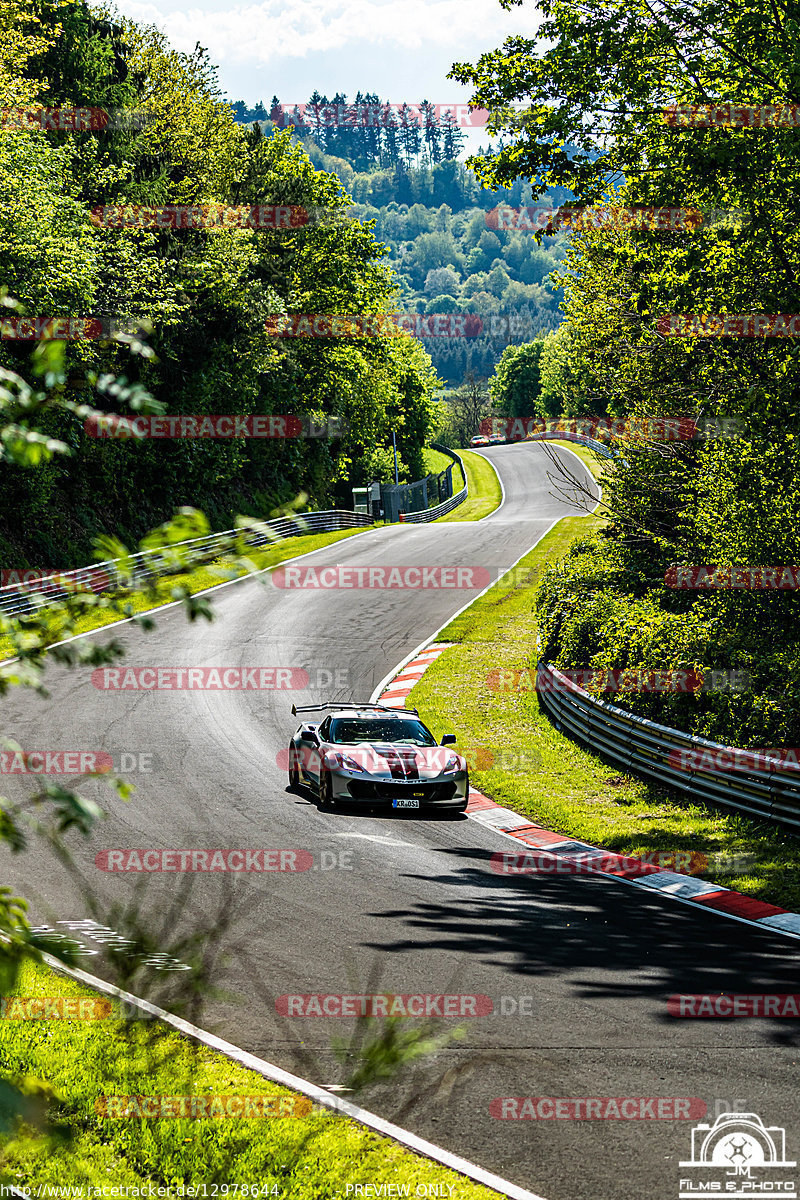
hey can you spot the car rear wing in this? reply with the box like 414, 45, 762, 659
291, 702, 419, 716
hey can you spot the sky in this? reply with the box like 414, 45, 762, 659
111, 0, 543, 154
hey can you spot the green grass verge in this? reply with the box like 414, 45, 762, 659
0, 526, 372, 665
434, 450, 501, 523
539, 439, 608, 482
422, 447, 464, 487
0, 960, 501, 1196
411, 513, 800, 914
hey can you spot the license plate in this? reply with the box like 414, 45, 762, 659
393, 798, 420, 808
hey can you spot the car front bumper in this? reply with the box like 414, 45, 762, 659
329, 771, 469, 808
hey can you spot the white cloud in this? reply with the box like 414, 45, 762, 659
118, 0, 541, 65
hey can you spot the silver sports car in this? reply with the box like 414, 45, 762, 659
287, 703, 469, 813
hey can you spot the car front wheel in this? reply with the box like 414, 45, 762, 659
319, 771, 336, 809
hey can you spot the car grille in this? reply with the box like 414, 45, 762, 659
346, 780, 458, 801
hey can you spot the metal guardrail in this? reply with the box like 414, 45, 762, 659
400, 486, 468, 522
527, 431, 617, 459
399, 444, 468, 523
536, 661, 800, 832
0, 509, 372, 620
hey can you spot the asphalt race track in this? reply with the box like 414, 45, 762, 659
3, 443, 798, 1200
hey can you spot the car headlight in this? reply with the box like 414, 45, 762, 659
439, 752, 461, 773
325, 751, 371, 774
341, 753, 369, 773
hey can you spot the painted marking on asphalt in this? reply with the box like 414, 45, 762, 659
335, 833, 419, 847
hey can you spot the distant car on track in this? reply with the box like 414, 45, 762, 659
287, 703, 469, 814
469, 435, 490, 447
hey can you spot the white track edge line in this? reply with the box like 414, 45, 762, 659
370, 522, 560, 703
469, 450, 505, 519
371, 449, 601, 703
40, 951, 547, 1200
0, 524, 384, 666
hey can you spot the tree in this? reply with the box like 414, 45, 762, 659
443, 371, 490, 446
486, 263, 512, 298
488, 340, 547, 419
398, 103, 421, 166
425, 294, 459, 313
0, 2, 442, 563
382, 103, 400, 166
453, 0, 800, 744
404, 231, 464, 287
424, 266, 460, 296
421, 99, 442, 165
439, 109, 465, 161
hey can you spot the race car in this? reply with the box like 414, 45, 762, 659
469, 434, 490, 446
287, 703, 469, 813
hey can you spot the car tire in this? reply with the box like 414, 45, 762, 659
288, 749, 300, 791
319, 771, 336, 810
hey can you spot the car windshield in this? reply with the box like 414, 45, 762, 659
328, 717, 437, 747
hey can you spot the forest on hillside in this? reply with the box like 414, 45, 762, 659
229, 96, 469, 169
0, 5, 446, 566
229, 98, 572, 380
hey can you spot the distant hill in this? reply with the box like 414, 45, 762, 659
227, 97, 574, 381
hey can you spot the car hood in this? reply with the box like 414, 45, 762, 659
329, 742, 464, 777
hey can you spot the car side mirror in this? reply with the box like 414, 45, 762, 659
441, 734, 456, 745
